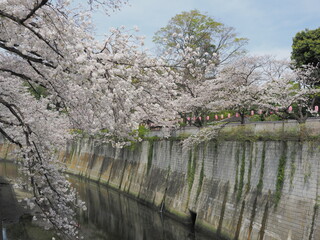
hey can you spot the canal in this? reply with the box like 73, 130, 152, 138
0, 161, 223, 240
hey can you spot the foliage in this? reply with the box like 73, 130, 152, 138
237, 147, 246, 201
291, 28, 320, 114
178, 121, 187, 127
291, 28, 320, 68
182, 122, 228, 150
234, 149, 240, 192
262, 64, 320, 123
131, 125, 150, 139
206, 56, 268, 124
274, 146, 287, 206
249, 115, 263, 122
153, 10, 247, 121
147, 140, 154, 174
264, 114, 282, 121
0, 0, 179, 238
257, 142, 266, 194
187, 149, 196, 194
246, 143, 253, 193
1, 1, 319, 238
196, 159, 205, 202
153, 9, 247, 67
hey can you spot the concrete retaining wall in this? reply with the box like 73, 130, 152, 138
1, 121, 320, 240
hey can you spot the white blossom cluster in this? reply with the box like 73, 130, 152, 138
191, 56, 320, 123
0, 0, 183, 238
182, 123, 228, 150
0, 1, 319, 239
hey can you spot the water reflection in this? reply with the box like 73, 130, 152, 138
0, 161, 220, 240
0, 161, 19, 180
71, 178, 218, 240
3, 228, 7, 240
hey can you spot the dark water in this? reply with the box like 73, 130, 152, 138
0, 161, 221, 240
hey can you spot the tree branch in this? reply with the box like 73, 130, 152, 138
0, 68, 47, 88
0, 127, 22, 148
0, 42, 55, 68
0, 7, 64, 59
20, 0, 49, 23
0, 10, 21, 22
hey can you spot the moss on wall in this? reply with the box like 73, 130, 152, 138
246, 143, 253, 194
274, 142, 287, 206
187, 147, 197, 194
257, 142, 266, 194
237, 144, 246, 201
234, 148, 240, 192
196, 158, 205, 202
147, 140, 154, 174
289, 143, 297, 187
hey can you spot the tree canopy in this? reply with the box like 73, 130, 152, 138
0, 0, 178, 238
291, 27, 320, 68
152, 10, 248, 123
1, 2, 320, 239
153, 9, 248, 66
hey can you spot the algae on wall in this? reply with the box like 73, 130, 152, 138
256, 142, 266, 194
237, 143, 246, 201
2, 126, 320, 240
274, 141, 287, 205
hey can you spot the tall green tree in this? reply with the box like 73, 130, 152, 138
291, 28, 320, 107
291, 28, 320, 68
153, 10, 247, 126
153, 9, 248, 68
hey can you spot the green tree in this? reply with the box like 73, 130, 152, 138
291, 28, 320, 68
153, 9, 248, 67
153, 10, 247, 126
291, 28, 320, 107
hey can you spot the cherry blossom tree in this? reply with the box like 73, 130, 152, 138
153, 10, 248, 126
198, 55, 268, 124
262, 64, 320, 123
0, 0, 180, 238
181, 57, 320, 149
1, 1, 318, 239
196, 56, 320, 124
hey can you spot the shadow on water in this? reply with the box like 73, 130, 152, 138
0, 161, 222, 240
70, 177, 220, 240
0, 161, 57, 240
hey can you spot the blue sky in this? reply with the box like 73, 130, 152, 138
89, 0, 320, 59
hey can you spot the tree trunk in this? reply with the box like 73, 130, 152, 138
240, 113, 245, 124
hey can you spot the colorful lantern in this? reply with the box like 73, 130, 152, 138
258, 109, 262, 115
236, 112, 239, 118
206, 116, 210, 120
315, 106, 319, 112
199, 117, 202, 121
228, 113, 231, 118
187, 117, 190, 121
251, 110, 254, 116
288, 106, 293, 113
221, 114, 224, 119
215, 115, 218, 120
